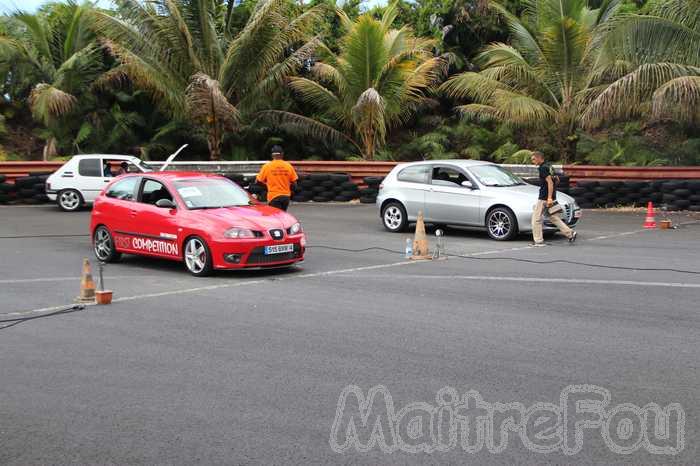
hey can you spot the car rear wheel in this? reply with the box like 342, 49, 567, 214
184, 236, 213, 276
93, 226, 121, 262
382, 202, 408, 232
58, 189, 83, 211
486, 207, 518, 241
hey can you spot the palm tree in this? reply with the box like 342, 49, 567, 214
92, 0, 322, 160
583, 0, 700, 128
0, 1, 104, 160
264, 3, 446, 160
440, 0, 624, 163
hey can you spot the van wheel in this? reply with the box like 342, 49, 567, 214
58, 189, 83, 211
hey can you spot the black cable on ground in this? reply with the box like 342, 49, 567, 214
0, 305, 85, 331
306, 245, 700, 275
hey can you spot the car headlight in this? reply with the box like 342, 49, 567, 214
224, 227, 256, 239
288, 222, 302, 235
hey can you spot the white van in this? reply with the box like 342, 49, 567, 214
46, 154, 153, 211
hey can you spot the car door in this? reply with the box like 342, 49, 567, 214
128, 178, 181, 260
395, 164, 431, 219
77, 158, 113, 202
101, 176, 141, 252
424, 165, 481, 225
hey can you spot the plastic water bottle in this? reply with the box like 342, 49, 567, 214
405, 238, 413, 258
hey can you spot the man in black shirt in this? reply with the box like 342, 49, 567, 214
530, 151, 577, 246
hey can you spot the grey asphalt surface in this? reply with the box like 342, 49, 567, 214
1, 203, 699, 465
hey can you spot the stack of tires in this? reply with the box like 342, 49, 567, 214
359, 176, 384, 204
0, 175, 17, 204
291, 173, 361, 203
568, 180, 700, 211
523, 175, 570, 194
11, 173, 51, 204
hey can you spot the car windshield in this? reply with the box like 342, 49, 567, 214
469, 165, 524, 187
174, 178, 251, 209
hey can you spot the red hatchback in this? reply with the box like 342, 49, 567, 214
90, 172, 305, 276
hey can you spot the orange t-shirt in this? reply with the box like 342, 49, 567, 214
256, 160, 298, 201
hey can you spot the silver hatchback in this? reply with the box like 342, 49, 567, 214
376, 160, 581, 240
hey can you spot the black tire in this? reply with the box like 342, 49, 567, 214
183, 236, 213, 276
569, 187, 586, 197
381, 201, 407, 232
330, 173, 350, 183
627, 181, 646, 190
340, 181, 358, 189
57, 189, 84, 211
688, 194, 700, 203
672, 188, 691, 198
583, 192, 597, 200
339, 190, 359, 198
0, 174, 5, 183
593, 186, 609, 194
334, 195, 352, 202
33, 183, 46, 192
674, 199, 691, 210
360, 196, 376, 204
320, 180, 335, 188
0, 194, 9, 204
360, 188, 378, 196
593, 197, 609, 206
363, 176, 384, 186
14, 176, 38, 189
661, 181, 681, 192
291, 195, 310, 202
0, 182, 16, 193
312, 185, 326, 193
689, 205, 700, 212
33, 194, 49, 202
686, 180, 700, 192
18, 188, 37, 198
93, 225, 122, 263
312, 196, 331, 202
640, 187, 654, 195
578, 202, 594, 209
486, 207, 518, 241
300, 180, 315, 189
662, 193, 677, 204
309, 173, 330, 182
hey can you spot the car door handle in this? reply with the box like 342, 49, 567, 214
130, 209, 138, 217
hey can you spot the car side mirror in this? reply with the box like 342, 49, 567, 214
461, 180, 474, 189
155, 199, 176, 209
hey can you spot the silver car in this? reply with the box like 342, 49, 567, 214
376, 160, 581, 240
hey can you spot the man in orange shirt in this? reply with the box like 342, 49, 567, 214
256, 145, 298, 211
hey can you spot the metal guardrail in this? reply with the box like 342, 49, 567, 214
1, 160, 699, 183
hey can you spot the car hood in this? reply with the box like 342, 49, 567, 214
483, 183, 576, 204
194, 205, 298, 230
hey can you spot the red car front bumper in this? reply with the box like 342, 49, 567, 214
209, 234, 306, 269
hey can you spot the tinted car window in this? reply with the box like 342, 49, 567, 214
432, 167, 467, 186
397, 165, 430, 184
106, 177, 138, 200
140, 179, 173, 205
78, 159, 102, 177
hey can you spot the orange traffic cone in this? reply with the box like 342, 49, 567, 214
411, 211, 432, 260
76, 258, 96, 303
643, 201, 657, 229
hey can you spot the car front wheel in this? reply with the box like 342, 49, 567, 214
184, 236, 213, 276
486, 207, 518, 241
382, 202, 408, 232
58, 189, 83, 211
93, 226, 121, 262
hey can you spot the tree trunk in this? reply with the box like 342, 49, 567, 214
207, 123, 222, 161
563, 134, 579, 165
42, 137, 57, 161
361, 129, 375, 161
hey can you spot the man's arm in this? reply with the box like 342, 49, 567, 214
546, 176, 554, 206
256, 165, 267, 184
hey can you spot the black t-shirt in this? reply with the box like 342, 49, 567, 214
538, 162, 555, 200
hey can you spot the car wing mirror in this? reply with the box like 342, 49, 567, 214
461, 180, 474, 189
155, 199, 176, 209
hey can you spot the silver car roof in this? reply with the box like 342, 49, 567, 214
396, 159, 495, 169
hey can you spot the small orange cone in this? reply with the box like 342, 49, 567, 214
643, 201, 657, 229
411, 211, 432, 260
77, 258, 96, 303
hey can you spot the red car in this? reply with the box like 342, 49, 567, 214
90, 172, 305, 276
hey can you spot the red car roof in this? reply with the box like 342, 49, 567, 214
143, 171, 228, 181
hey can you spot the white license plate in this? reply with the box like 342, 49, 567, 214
264, 244, 294, 255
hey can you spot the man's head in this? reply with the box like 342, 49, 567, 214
270, 145, 284, 160
530, 151, 545, 165
120, 161, 129, 172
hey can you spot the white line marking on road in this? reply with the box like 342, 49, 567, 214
3, 260, 421, 317
328, 274, 700, 289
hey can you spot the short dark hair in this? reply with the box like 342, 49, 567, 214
270, 145, 284, 155
531, 151, 544, 160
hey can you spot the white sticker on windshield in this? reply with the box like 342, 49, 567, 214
178, 186, 202, 198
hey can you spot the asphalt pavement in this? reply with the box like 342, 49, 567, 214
1, 203, 699, 465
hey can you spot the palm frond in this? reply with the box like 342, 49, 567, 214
29, 83, 78, 125
185, 72, 240, 130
